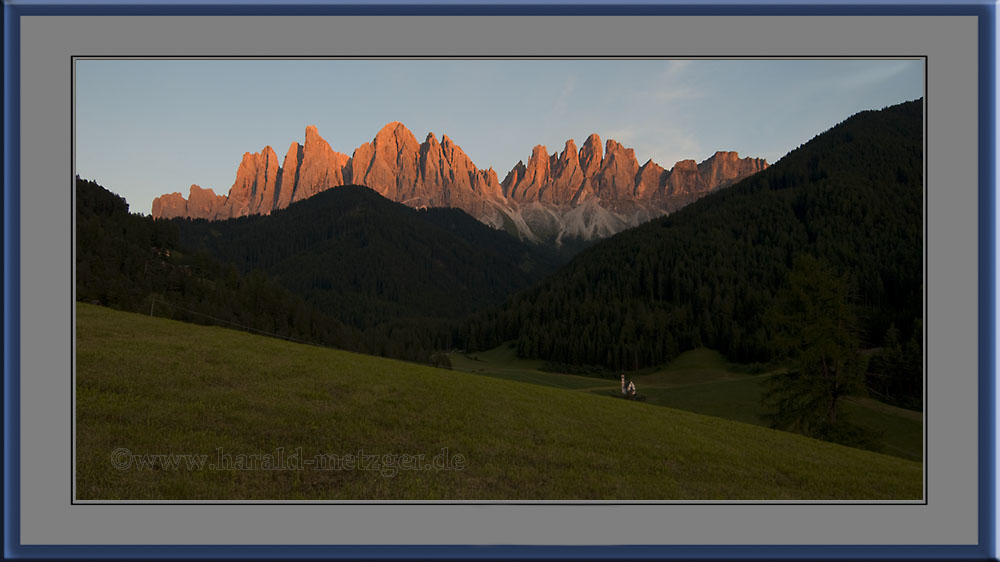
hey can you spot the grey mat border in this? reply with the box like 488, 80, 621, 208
13, 14, 975, 542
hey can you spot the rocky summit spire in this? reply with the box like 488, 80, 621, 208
217, 146, 280, 219
291, 125, 350, 204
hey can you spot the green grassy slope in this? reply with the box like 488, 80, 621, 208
449, 343, 610, 390
77, 304, 921, 500
452, 346, 923, 462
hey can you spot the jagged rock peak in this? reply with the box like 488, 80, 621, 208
374, 121, 419, 146
151, 191, 188, 219
579, 134, 603, 176
672, 159, 699, 171
188, 184, 226, 219
293, 125, 350, 204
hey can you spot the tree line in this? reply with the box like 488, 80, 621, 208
77, 177, 364, 355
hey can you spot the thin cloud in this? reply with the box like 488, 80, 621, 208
603, 127, 637, 144
648, 132, 704, 169
837, 61, 918, 91
552, 76, 577, 114
626, 60, 705, 105
651, 86, 704, 103
662, 59, 693, 79
614, 125, 704, 168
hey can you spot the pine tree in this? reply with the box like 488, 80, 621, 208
761, 255, 871, 440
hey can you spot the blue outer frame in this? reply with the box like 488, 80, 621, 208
3, 1, 996, 560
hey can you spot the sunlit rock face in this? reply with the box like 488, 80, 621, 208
152, 123, 767, 244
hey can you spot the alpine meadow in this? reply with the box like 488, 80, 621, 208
75, 59, 924, 501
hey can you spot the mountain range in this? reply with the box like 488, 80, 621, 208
152, 123, 767, 244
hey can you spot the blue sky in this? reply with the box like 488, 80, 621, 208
75, 59, 923, 215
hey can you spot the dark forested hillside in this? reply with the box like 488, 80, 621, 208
464, 100, 923, 408
76, 177, 364, 352
173, 185, 556, 330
